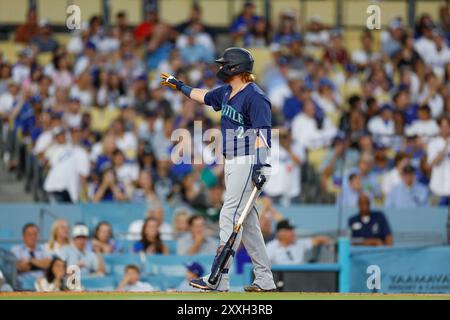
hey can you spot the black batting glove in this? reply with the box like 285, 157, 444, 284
252, 163, 270, 190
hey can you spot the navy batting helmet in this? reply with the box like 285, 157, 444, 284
215, 47, 254, 82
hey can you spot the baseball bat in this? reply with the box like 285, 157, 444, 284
208, 187, 259, 285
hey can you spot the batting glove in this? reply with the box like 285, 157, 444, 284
160, 72, 183, 90
252, 164, 270, 190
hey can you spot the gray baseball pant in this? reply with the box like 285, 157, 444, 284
204, 155, 276, 290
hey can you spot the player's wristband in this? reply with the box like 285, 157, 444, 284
172, 79, 192, 98
180, 84, 193, 98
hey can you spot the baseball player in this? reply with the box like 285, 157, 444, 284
160, 47, 276, 292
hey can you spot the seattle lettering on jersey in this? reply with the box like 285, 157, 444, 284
204, 82, 272, 157
221, 104, 244, 125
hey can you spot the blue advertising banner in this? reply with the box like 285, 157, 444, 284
350, 246, 450, 293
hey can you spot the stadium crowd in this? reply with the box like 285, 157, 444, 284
0, 1, 450, 292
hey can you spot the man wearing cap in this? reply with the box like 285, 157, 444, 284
43, 127, 73, 202
176, 262, 205, 292
385, 164, 429, 208
266, 220, 331, 265
229, 1, 260, 43
61, 224, 105, 276
12, 47, 33, 84
367, 104, 395, 146
31, 19, 59, 53
349, 194, 393, 246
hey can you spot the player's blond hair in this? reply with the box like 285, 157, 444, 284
240, 72, 256, 83
48, 219, 70, 251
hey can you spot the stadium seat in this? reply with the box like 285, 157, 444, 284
81, 203, 146, 234
115, 239, 136, 253
82, 275, 116, 292
0, 41, 24, 64
164, 239, 177, 254
160, 275, 185, 291
37, 52, 53, 66
104, 253, 145, 275
140, 274, 166, 291
146, 255, 188, 276
307, 148, 328, 172
145, 254, 214, 277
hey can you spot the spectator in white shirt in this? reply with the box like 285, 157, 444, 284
266, 220, 332, 265
427, 117, 450, 197
32, 111, 55, 156
313, 78, 339, 114
263, 128, 304, 206
111, 148, 139, 195
414, 21, 436, 64
69, 71, 95, 108
291, 99, 337, 150
405, 105, 439, 138
304, 16, 330, 47
428, 30, 450, 77
63, 98, 82, 129
12, 48, 33, 85
418, 72, 444, 118
368, 104, 395, 145
0, 81, 20, 119
381, 151, 411, 196
351, 31, 380, 69
43, 127, 75, 202
35, 257, 67, 292
117, 265, 154, 292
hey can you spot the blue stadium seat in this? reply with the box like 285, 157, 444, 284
104, 253, 145, 275
19, 275, 36, 291
82, 275, 116, 292
115, 239, 136, 253
164, 239, 177, 254
146, 255, 188, 276
0, 242, 15, 251
145, 254, 214, 277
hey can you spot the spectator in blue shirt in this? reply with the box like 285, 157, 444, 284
61, 224, 105, 276
11, 223, 52, 288
272, 9, 301, 46
230, 1, 260, 43
176, 262, 204, 291
179, 30, 213, 65
385, 164, 429, 208
393, 88, 419, 125
337, 173, 374, 208
348, 194, 393, 246
31, 20, 59, 53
